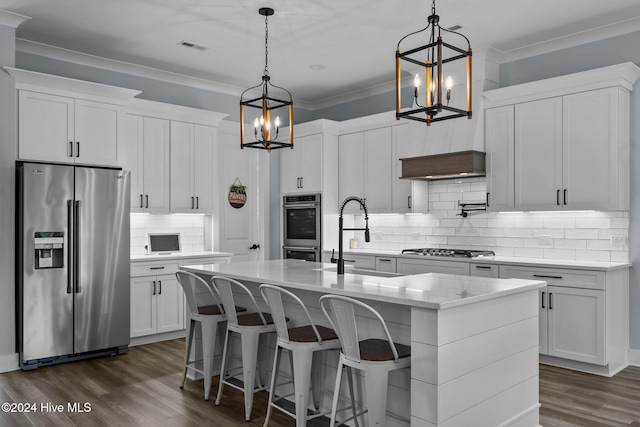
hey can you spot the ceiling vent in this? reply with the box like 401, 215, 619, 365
177, 40, 208, 51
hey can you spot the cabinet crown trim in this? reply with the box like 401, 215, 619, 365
128, 98, 228, 125
483, 62, 640, 107
4, 66, 142, 103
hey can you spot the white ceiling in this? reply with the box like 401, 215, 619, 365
3, 0, 640, 106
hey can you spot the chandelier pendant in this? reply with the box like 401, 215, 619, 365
395, 0, 472, 126
240, 7, 294, 151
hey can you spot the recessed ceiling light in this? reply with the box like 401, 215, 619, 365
177, 40, 208, 51
309, 64, 325, 71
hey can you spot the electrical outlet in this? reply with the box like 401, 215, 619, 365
408, 233, 422, 242
611, 236, 627, 246
538, 235, 552, 246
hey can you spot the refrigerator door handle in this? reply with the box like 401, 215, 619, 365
67, 200, 74, 294
74, 200, 82, 294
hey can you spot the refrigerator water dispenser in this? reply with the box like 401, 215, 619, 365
34, 232, 64, 269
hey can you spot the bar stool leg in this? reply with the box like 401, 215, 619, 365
346, 366, 360, 427
363, 366, 389, 427
263, 345, 283, 427
292, 347, 314, 427
311, 351, 324, 411
201, 320, 218, 401
240, 330, 261, 421
329, 359, 344, 427
214, 329, 231, 406
181, 320, 196, 389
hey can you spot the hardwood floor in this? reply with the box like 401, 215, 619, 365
0, 339, 639, 426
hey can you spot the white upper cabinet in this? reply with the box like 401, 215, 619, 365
485, 105, 515, 211
122, 115, 170, 213
281, 133, 324, 194
7, 67, 140, 167
483, 62, 640, 211
170, 121, 216, 213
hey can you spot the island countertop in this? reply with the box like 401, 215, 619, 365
181, 258, 545, 310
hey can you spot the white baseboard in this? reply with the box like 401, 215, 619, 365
0, 352, 19, 373
629, 349, 640, 366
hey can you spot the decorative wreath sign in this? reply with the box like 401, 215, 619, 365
228, 178, 247, 209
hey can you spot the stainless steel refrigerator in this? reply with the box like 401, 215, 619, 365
17, 162, 130, 369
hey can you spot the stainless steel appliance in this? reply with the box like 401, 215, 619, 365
401, 248, 495, 257
282, 193, 321, 261
17, 162, 131, 369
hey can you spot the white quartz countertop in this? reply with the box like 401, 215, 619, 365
327, 249, 631, 271
181, 259, 545, 310
131, 251, 233, 262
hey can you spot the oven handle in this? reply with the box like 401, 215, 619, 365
283, 203, 320, 208
283, 246, 319, 251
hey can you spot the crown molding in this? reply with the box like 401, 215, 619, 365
499, 17, 640, 64
14, 39, 314, 111
0, 10, 30, 29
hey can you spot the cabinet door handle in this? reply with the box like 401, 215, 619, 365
533, 274, 563, 280
149, 266, 165, 270
140, 194, 143, 209
564, 189, 568, 205
541, 291, 545, 308
300, 177, 303, 188
191, 196, 194, 209
196, 196, 199, 209
486, 192, 490, 207
556, 189, 560, 206
549, 292, 553, 310
158, 280, 162, 295
76, 141, 80, 157
408, 196, 412, 209
69, 141, 73, 157
145, 195, 149, 208
152, 280, 156, 296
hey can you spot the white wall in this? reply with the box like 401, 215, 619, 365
352, 177, 629, 263
0, 24, 17, 359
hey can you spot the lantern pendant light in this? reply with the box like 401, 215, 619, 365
240, 7, 294, 151
395, 0, 472, 126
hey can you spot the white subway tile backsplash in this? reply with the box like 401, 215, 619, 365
130, 213, 206, 256
352, 178, 628, 262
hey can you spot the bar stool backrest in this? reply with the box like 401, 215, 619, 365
211, 276, 267, 327
176, 270, 224, 317
260, 284, 323, 344
320, 294, 400, 363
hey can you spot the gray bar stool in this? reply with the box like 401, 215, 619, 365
320, 294, 411, 427
211, 276, 278, 421
260, 284, 342, 427
175, 270, 246, 401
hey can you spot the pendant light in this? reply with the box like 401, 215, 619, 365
395, 0, 472, 126
240, 7, 293, 151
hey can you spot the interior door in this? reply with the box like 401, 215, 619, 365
218, 126, 263, 262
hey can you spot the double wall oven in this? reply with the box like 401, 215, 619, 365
283, 194, 321, 261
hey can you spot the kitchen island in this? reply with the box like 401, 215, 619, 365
182, 259, 545, 427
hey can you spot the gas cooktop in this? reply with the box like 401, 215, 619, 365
401, 248, 495, 258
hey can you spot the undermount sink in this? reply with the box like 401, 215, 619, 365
314, 266, 403, 278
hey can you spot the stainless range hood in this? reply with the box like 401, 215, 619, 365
400, 150, 485, 181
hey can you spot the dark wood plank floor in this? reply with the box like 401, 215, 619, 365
0, 339, 639, 426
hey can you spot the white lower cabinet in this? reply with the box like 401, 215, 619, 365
469, 263, 499, 278
375, 256, 397, 273
500, 265, 609, 366
130, 274, 184, 338
130, 260, 184, 338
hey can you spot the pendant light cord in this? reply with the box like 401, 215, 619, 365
264, 13, 269, 77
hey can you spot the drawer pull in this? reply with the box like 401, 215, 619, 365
150, 266, 165, 270
379, 259, 392, 262
533, 274, 562, 279
475, 265, 492, 269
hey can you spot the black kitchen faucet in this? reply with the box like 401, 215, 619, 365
331, 196, 370, 274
